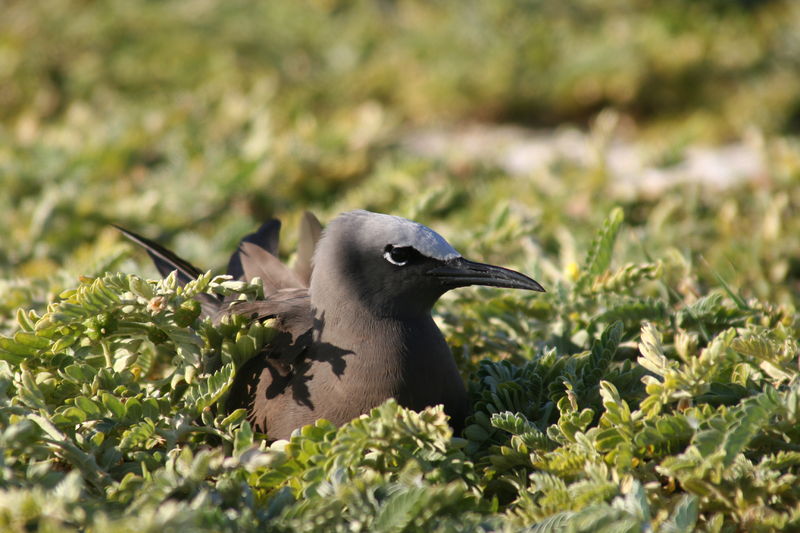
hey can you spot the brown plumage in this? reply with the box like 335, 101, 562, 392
117, 210, 544, 440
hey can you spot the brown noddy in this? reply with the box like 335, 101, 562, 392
116, 210, 544, 439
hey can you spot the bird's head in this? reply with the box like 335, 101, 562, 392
310, 210, 544, 318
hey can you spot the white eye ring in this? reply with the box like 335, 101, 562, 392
384, 247, 410, 266
383, 250, 408, 266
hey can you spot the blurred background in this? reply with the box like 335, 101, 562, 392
2, 0, 800, 322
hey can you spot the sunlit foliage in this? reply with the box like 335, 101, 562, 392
2, 1, 800, 531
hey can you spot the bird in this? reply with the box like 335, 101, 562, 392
116, 210, 544, 440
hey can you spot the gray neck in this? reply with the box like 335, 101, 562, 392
311, 285, 435, 358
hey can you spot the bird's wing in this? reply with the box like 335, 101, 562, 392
222, 288, 314, 431
220, 287, 312, 345
293, 211, 323, 286
114, 224, 222, 317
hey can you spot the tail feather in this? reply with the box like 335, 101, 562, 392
227, 219, 282, 280
114, 224, 222, 317
116, 214, 321, 316
233, 241, 304, 294
225, 218, 306, 294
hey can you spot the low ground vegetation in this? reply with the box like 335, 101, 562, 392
2, 1, 800, 530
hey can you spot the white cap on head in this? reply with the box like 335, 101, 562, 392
345, 210, 461, 261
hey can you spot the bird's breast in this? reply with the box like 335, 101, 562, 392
307, 314, 467, 426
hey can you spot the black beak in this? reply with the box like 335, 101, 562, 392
427, 257, 545, 292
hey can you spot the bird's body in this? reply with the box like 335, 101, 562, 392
230, 301, 467, 439
118, 210, 543, 440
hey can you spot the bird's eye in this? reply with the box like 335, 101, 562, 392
384, 245, 414, 266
